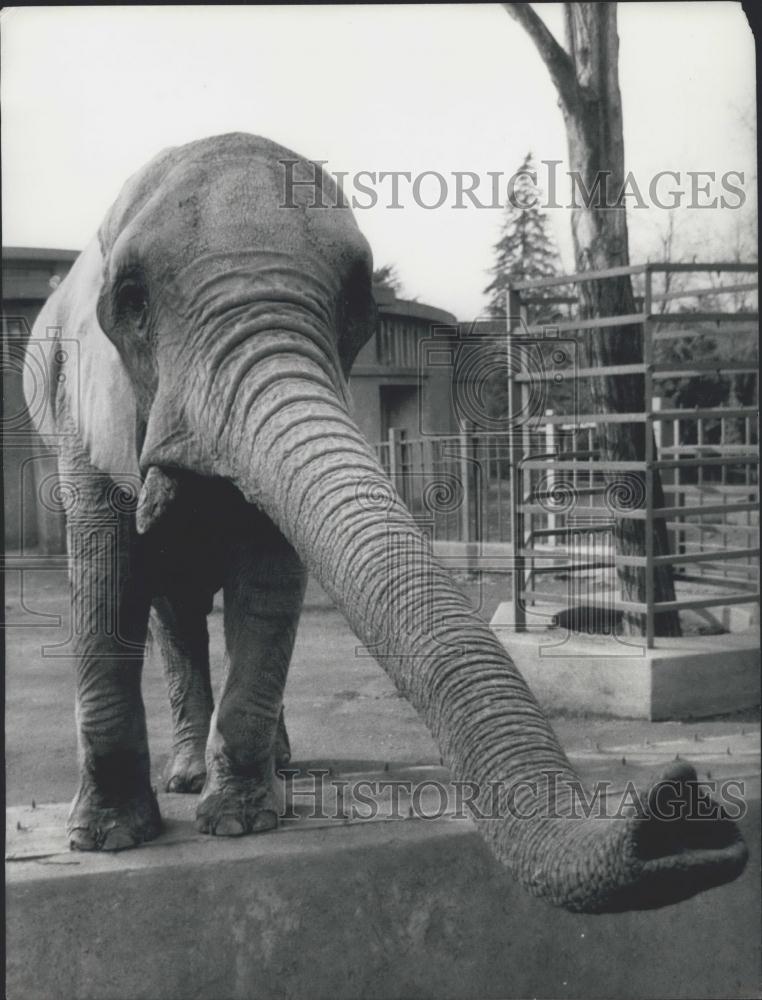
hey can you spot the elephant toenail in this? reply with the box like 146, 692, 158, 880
213, 816, 245, 836
252, 811, 278, 832
69, 828, 97, 851
101, 827, 137, 851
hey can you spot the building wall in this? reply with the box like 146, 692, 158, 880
347, 376, 383, 444
350, 291, 458, 444
3, 250, 78, 553
4, 338, 40, 549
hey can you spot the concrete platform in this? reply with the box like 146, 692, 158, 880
491, 605, 761, 720
7, 739, 761, 1000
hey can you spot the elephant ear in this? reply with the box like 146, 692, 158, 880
26, 238, 141, 479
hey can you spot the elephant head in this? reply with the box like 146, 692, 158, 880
73, 133, 745, 912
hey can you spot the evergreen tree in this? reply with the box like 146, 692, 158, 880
482, 153, 578, 421
373, 264, 402, 294
484, 151, 563, 323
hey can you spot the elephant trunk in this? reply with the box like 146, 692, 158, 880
193, 326, 747, 913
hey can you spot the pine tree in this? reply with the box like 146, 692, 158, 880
484, 152, 563, 323
373, 264, 402, 294
482, 153, 578, 420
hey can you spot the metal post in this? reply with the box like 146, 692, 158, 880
507, 286, 527, 630
471, 429, 482, 543
545, 409, 557, 541
458, 422, 472, 543
388, 427, 400, 494
674, 416, 684, 560
652, 396, 663, 454
697, 417, 704, 491
745, 416, 752, 486
644, 268, 655, 648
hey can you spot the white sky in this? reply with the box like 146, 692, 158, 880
1, 3, 756, 320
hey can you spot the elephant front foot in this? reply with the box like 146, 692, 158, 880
67, 779, 162, 852
164, 743, 207, 794
196, 752, 282, 837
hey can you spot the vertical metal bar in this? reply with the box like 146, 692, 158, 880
400, 429, 409, 507
495, 437, 502, 542
459, 423, 471, 543
644, 267, 655, 649
745, 416, 752, 486
697, 417, 704, 491
723, 491, 729, 579
545, 409, 556, 541
388, 427, 399, 492
498, 434, 503, 544
507, 286, 526, 630
674, 417, 684, 559
569, 424, 576, 511
652, 395, 663, 454
472, 429, 482, 543
519, 301, 533, 606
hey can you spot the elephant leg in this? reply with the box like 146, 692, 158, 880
149, 586, 214, 794
274, 704, 291, 770
196, 524, 306, 836
65, 468, 160, 851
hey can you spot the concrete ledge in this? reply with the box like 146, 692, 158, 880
6, 753, 761, 1000
492, 610, 761, 720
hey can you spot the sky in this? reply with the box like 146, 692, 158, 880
1, 3, 757, 320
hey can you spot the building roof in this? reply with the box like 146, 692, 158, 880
3, 246, 80, 263
377, 296, 455, 325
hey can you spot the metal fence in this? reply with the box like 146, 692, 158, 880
373, 423, 596, 545
374, 430, 513, 544
373, 416, 757, 536
508, 262, 759, 647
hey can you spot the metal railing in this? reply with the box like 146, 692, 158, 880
374, 429, 514, 545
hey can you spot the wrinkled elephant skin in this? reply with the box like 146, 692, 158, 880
26, 133, 747, 912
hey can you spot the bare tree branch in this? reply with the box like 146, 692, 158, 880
501, 3, 579, 112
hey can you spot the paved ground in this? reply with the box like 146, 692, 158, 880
5, 566, 759, 806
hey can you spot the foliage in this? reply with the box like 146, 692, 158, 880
373, 264, 402, 294
479, 152, 577, 422
483, 152, 565, 323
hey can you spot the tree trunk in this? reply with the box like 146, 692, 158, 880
503, 2, 681, 635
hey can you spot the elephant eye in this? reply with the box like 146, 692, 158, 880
116, 279, 149, 328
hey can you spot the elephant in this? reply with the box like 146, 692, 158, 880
25, 132, 747, 913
